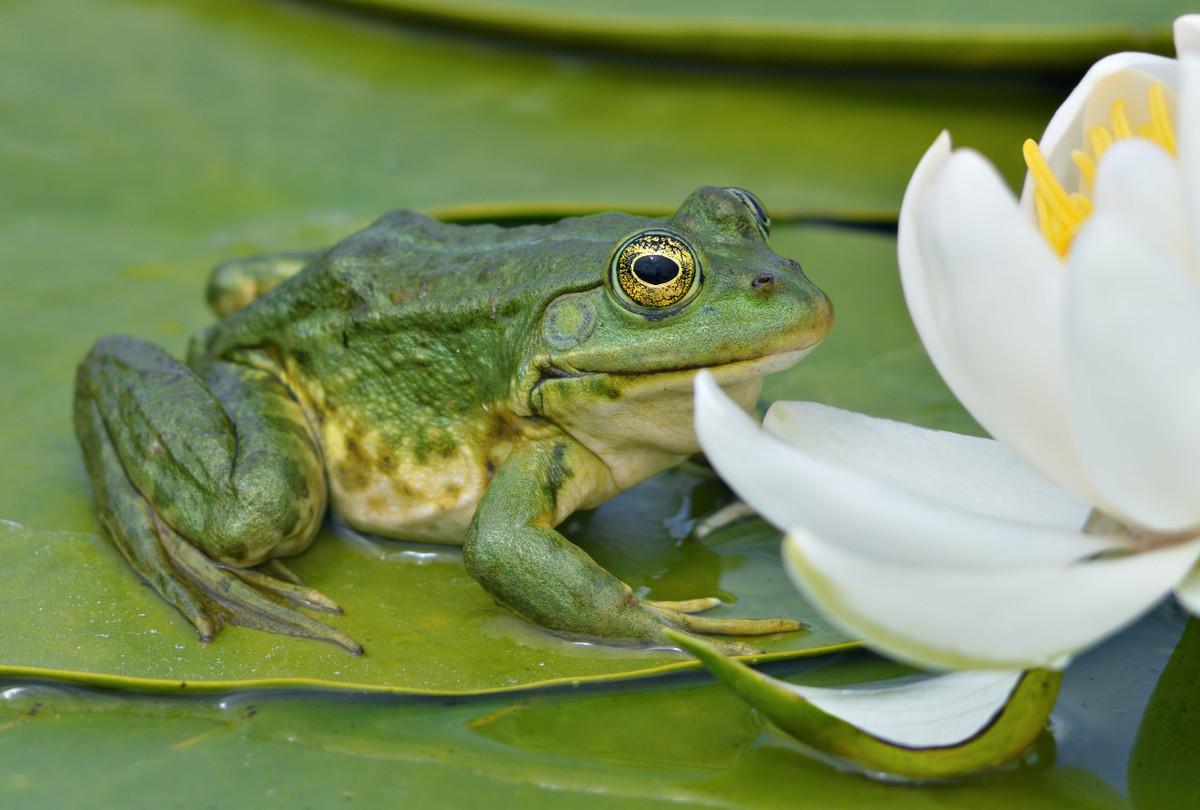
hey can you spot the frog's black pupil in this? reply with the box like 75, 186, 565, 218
632, 254, 679, 285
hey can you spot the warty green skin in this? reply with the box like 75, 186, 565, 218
73, 187, 832, 654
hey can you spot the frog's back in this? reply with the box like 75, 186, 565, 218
205, 209, 650, 344
320, 209, 644, 315
198, 208, 652, 543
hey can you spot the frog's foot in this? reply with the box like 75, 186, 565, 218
610, 587, 807, 656
638, 597, 806, 656
154, 519, 363, 655
643, 597, 723, 613
648, 605, 805, 637
644, 596, 806, 634
690, 500, 758, 540
224, 562, 344, 615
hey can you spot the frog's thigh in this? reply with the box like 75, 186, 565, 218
78, 336, 325, 565
74, 337, 359, 652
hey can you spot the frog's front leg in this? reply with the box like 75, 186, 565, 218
464, 438, 804, 654
74, 335, 361, 653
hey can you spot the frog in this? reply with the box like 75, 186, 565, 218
73, 187, 832, 656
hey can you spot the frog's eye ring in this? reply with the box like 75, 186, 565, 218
610, 231, 699, 310
726, 187, 771, 237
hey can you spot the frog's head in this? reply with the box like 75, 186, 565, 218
522, 187, 832, 489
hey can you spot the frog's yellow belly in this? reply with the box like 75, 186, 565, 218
318, 419, 502, 545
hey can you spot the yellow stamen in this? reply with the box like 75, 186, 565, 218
1033, 189, 1053, 239
1023, 139, 1087, 257
1069, 193, 1092, 217
1149, 83, 1177, 155
1071, 149, 1096, 189
1089, 124, 1114, 159
1110, 99, 1133, 139
1024, 82, 1177, 258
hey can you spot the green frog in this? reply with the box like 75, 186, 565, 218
73, 187, 832, 655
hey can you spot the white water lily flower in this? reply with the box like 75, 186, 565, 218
695, 16, 1200, 672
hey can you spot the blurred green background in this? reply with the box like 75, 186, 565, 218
2, 1, 1197, 807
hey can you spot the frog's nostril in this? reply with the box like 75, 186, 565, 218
751, 272, 775, 292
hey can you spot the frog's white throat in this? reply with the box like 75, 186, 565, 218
544, 345, 818, 493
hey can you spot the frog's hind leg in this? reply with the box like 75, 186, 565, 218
74, 335, 361, 654
206, 249, 320, 317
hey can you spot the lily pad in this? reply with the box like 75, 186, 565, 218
1128, 617, 1200, 809
0, 0, 1001, 695
0, 490, 856, 695
0, 219, 964, 694
325, 0, 1189, 70
0, 661, 1126, 810
0, 0, 997, 697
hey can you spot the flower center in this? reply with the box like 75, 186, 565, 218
1023, 83, 1177, 257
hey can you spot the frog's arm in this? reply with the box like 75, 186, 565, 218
74, 335, 360, 653
465, 438, 801, 652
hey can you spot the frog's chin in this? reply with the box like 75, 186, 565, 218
531, 342, 822, 491
628, 343, 819, 416
700, 345, 817, 383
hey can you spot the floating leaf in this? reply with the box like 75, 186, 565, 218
324, 0, 1186, 69
1128, 617, 1200, 809
0, 661, 1124, 809
0, 474, 857, 695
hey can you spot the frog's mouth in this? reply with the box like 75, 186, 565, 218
533, 342, 820, 394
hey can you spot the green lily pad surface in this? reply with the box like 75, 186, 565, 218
327, 0, 1189, 69
0, 656, 1128, 810
0, 482, 856, 695
0, 220, 934, 696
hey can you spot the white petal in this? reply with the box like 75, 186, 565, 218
694, 372, 1121, 567
783, 528, 1200, 670
901, 145, 1097, 502
1175, 15, 1200, 58
764, 401, 1086, 530
1178, 38, 1200, 271
1172, 560, 1200, 615
787, 671, 1023, 749
1064, 202, 1200, 533
1019, 54, 1178, 207
1089, 139, 1196, 272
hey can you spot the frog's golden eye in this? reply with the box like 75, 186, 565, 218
610, 231, 699, 310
